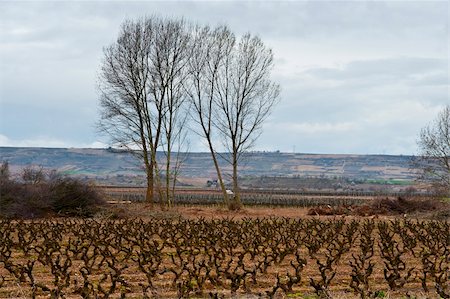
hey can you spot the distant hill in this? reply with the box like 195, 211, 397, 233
0, 147, 417, 187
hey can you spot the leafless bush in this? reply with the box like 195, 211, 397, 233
49, 177, 104, 216
0, 161, 10, 182
307, 205, 351, 216
351, 196, 444, 217
0, 165, 104, 218
227, 199, 243, 211
21, 165, 45, 185
0, 181, 52, 218
374, 196, 441, 214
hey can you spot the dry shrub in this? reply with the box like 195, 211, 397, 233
227, 199, 243, 211
371, 196, 440, 214
94, 206, 128, 220
1, 179, 51, 218
354, 196, 444, 217
0, 163, 104, 219
307, 205, 350, 216
430, 208, 450, 220
353, 205, 380, 216
308, 197, 447, 217
49, 177, 104, 216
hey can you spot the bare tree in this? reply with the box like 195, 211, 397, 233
22, 165, 45, 185
188, 29, 280, 208
98, 18, 155, 203
217, 34, 280, 206
417, 105, 450, 194
0, 161, 10, 183
98, 17, 190, 205
160, 91, 191, 207
153, 19, 191, 207
186, 25, 235, 206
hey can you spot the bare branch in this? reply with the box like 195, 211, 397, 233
416, 105, 450, 194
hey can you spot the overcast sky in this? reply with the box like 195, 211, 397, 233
0, 1, 448, 155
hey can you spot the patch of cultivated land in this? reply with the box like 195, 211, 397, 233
100, 187, 377, 208
104, 204, 384, 220
1, 211, 448, 299
0, 147, 418, 186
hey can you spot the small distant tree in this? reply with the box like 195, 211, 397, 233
0, 161, 10, 182
417, 105, 450, 195
22, 165, 45, 185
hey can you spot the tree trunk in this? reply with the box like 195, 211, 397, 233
232, 150, 241, 208
151, 151, 163, 207
207, 142, 229, 206
145, 160, 154, 205
165, 145, 171, 208
145, 172, 154, 205
142, 146, 154, 205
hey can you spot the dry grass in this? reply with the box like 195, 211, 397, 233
306, 196, 449, 220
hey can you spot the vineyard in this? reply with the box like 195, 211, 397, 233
100, 187, 415, 207
1, 218, 448, 298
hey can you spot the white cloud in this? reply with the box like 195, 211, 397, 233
0, 134, 106, 148
0, 134, 11, 146
87, 141, 108, 148
274, 122, 359, 135
360, 101, 443, 127
0, 134, 69, 148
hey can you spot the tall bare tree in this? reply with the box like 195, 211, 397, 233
98, 17, 190, 205
186, 25, 235, 206
187, 28, 280, 208
98, 18, 154, 202
153, 19, 191, 206
417, 105, 450, 194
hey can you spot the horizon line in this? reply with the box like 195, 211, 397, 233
0, 146, 415, 157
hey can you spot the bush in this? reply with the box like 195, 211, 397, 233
0, 162, 104, 218
0, 180, 52, 218
49, 177, 104, 216
371, 196, 440, 214
307, 196, 447, 218
353, 196, 445, 217
227, 199, 242, 211
307, 205, 351, 216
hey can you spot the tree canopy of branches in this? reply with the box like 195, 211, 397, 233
98, 16, 279, 209
186, 25, 280, 208
417, 105, 450, 195
98, 17, 190, 205
214, 33, 280, 206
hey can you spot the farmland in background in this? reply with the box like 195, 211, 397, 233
100, 186, 411, 207
0, 147, 419, 192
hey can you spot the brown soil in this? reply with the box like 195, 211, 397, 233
101, 203, 401, 221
